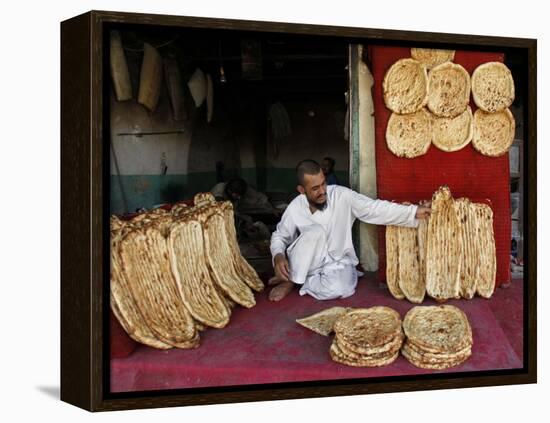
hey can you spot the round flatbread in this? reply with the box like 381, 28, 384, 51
427, 62, 470, 118
403, 305, 472, 354
471, 62, 515, 112
431, 106, 474, 152
336, 331, 404, 356
330, 342, 400, 367
386, 109, 432, 158
334, 307, 402, 349
411, 48, 455, 69
404, 339, 471, 360
472, 108, 515, 157
383, 58, 428, 114
401, 343, 470, 369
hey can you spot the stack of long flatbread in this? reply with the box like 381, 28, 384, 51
329, 307, 404, 367
386, 185, 496, 303
383, 48, 515, 157
110, 192, 264, 349
401, 305, 473, 369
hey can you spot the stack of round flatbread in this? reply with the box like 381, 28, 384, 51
402, 305, 472, 369
330, 307, 404, 367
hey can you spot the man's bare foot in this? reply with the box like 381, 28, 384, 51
268, 276, 285, 286
268, 280, 294, 301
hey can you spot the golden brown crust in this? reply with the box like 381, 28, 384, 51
471, 62, 515, 112
472, 108, 515, 157
119, 225, 198, 348
296, 307, 353, 336
425, 186, 462, 300
474, 203, 497, 298
410, 48, 455, 69
397, 226, 425, 303
402, 305, 473, 354
383, 58, 429, 114
431, 106, 474, 152
386, 109, 432, 158
386, 226, 405, 299
427, 62, 470, 118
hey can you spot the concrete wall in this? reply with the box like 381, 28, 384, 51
109, 80, 260, 214
110, 68, 349, 214
263, 97, 349, 193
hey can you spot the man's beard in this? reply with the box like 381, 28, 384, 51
308, 198, 327, 211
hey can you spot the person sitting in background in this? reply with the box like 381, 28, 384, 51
210, 178, 278, 241
321, 157, 339, 185
210, 178, 272, 211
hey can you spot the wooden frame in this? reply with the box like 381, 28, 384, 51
61, 10, 537, 411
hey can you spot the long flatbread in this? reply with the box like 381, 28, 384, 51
385, 225, 405, 300
474, 203, 497, 298
119, 224, 199, 348
425, 186, 462, 300
168, 217, 231, 328
397, 226, 425, 303
219, 201, 265, 292
417, 217, 429, 291
110, 230, 172, 349
202, 211, 256, 308
454, 198, 480, 299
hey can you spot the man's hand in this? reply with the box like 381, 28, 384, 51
415, 200, 432, 219
273, 253, 290, 281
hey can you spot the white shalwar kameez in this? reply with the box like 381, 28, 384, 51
270, 185, 419, 300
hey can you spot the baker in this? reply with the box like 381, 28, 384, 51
268, 159, 431, 302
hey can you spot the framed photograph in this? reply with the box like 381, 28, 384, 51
60, 10, 536, 412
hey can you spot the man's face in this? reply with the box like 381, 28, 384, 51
321, 159, 331, 175
228, 191, 241, 202
298, 171, 327, 210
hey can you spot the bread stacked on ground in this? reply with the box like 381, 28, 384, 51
385, 186, 496, 303
110, 193, 264, 349
383, 48, 514, 157
401, 305, 472, 369
330, 307, 404, 367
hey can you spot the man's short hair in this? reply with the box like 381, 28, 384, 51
296, 159, 322, 186
323, 156, 336, 169
226, 178, 248, 196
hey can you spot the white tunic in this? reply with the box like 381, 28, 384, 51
270, 185, 418, 300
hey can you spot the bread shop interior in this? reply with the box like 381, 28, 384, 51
109, 24, 526, 393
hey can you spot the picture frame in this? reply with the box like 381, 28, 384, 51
60, 10, 536, 412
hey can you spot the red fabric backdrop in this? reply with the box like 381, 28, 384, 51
369, 46, 511, 286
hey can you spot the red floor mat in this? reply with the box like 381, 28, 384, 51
110, 275, 522, 393
369, 46, 512, 286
